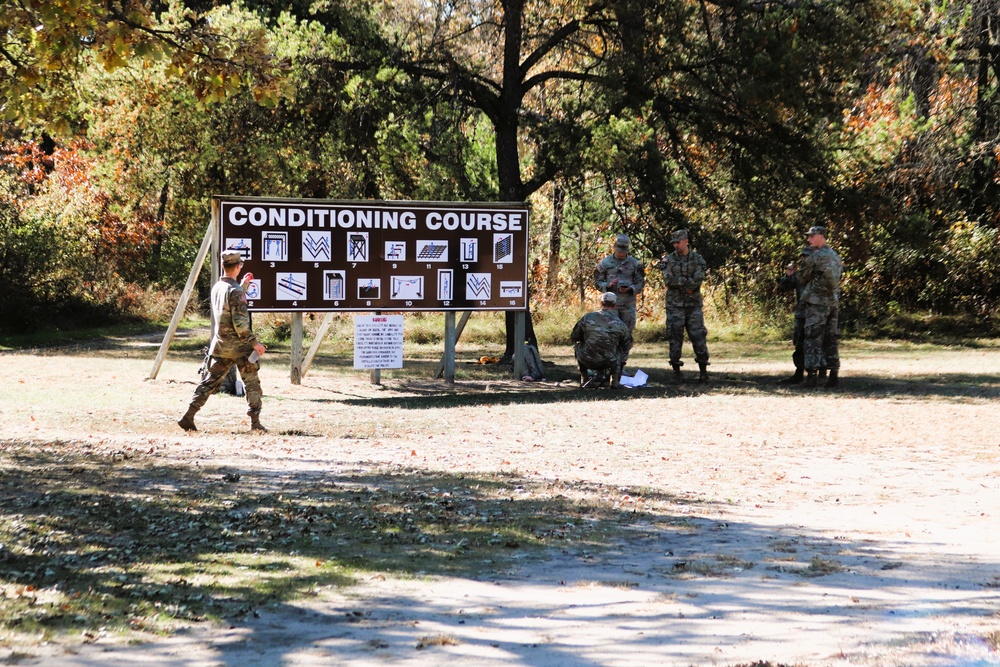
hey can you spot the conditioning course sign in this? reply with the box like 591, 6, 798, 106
214, 197, 530, 312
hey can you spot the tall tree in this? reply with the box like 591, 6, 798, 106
384, 0, 873, 329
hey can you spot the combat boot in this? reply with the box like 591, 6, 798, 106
801, 370, 818, 388
824, 369, 839, 389
671, 362, 683, 382
177, 406, 198, 432
249, 410, 268, 433
610, 368, 624, 389
818, 368, 828, 381
698, 362, 709, 383
777, 368, 804, 385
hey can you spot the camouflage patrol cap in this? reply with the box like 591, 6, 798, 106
601, 291, 617, 306
221, 250, 243, 266
806, 225, 827, 237
671, 229, 689, 243
614, 234, 630, 250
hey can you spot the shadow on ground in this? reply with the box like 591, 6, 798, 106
327, 367, 1000, 410
1, 442, 998, 667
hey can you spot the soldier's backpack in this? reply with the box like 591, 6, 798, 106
522, 343, 546, 381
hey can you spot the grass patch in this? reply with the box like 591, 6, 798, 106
770, 539, 799, 553
668, 554, 755, 578
415, 634, 461, 649
802, 556, 844, 577
6, 300, 1000, 358
847, 311, 1000, 342
0, 319, 200, 352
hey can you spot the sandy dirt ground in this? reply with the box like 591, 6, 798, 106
1, 337, 999, 666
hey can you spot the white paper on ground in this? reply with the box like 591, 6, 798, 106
619, 369, 648, 387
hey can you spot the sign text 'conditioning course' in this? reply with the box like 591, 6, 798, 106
216, 198, 531, 312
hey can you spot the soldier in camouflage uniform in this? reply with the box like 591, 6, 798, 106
796, 225, 843, 388
178, 250, 269, 432
594, 234, 645, 334
660, 229, 710, 382
571, 292, 633, 389
776, 245, 826, 385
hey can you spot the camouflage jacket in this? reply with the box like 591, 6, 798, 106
777, 272, 808, 317
594, 255, 645, 306
661, 250, 706, 308
207, 277, 258, 359
798, 246, 843, 307
571, 309, 633, 367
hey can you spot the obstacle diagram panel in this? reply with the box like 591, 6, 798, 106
215, 197, 530, 312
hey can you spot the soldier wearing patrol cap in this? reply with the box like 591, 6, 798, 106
796, 225, 843, 388
660, 229, 710, 382
776, 245, 827, 384
593, 233, 645, 337
570, 291, 633, 389
178, 249, 269, 432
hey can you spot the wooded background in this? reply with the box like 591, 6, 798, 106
2, 0, 999, 335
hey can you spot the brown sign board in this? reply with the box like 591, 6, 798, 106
214, 196, 531, 312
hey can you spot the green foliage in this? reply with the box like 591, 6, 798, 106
3, 0, 1000, 338
0, 181, 67, 331
0, 0, 286, 133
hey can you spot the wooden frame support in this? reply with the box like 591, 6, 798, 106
443, 311, 456, 384
290, 312, 304, 384
435, 311, 472, 380
148, 220, 214, 380
513, 311, 526, 378
301, 312, 335, 378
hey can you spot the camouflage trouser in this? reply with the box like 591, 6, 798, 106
792, 315, 826, 370
615, 302, 635, 364
666, 305, 709, 365
575, 348, 624, 379
792, 316, 805, 369
615, 302, 637, 333
189, 355, 263, 414
803, 304, 839, 371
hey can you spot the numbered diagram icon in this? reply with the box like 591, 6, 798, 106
348, 232, 369, 262
416, 240, 449, 262
493, 233, 513, 263
391, 276, 424, 300
466, 273, 492, 300
244, 279, 262, 300
460, 238, 478, 263
276, 273, 307, 300
437, 269, 453, 301
263, 231, 289, 262
226, 238, 253, 261
384, 241, 407, 261
500, 281, 523, 299
323, 271, 346, 300
358, 278, 381, 300
303, 231, 331, 261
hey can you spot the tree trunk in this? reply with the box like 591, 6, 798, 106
969, 10, 1000, 219
578, 222, 585, 306
546, 183, 565, 293
497, 0, 538, 361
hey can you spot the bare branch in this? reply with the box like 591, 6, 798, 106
0, 44, 24, 69
523, 68, 601, 91
519, 1, 610, 78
